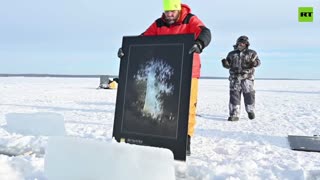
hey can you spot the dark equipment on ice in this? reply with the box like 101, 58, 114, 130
288, 135, 320, 152
98, 75, 110, 89
98, 75, 118, 89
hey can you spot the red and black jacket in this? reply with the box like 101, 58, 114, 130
142, 4, 211, 78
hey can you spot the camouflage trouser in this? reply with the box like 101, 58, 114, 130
229, 78, 255, 117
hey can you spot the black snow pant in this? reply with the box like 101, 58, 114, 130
229, 78, 255, 117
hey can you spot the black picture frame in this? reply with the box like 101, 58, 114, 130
113, 34, 194, 161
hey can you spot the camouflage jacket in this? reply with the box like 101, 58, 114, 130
225, 48, 261, 80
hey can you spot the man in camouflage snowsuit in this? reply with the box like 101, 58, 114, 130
221, 36, 261, 121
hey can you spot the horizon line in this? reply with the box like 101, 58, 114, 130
0, 74, 319, 81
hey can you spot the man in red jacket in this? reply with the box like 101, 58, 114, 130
118, 0, 211, 156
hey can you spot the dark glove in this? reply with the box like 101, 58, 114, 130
117, 48, 124, 58
248, 61, 258, 68
221, 58, 230, 69
188, 41, 203, 54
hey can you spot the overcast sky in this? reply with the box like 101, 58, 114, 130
1, 0, 320, 79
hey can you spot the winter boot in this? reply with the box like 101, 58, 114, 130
248, 112, 255, 120
186, 135, 191, 156
228, 116, 239, 121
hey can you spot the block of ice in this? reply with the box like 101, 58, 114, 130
44, 137, 175, 180
5, 112, 66, 136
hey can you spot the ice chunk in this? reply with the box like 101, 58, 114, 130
5, 112, 65, 136
44, 137, 175, 180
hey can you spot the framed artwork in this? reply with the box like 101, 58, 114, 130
113, 34, 194, 161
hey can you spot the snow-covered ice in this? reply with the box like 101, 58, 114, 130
0, 77, 320, 179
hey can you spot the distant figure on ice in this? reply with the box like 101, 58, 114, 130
118, 0, 212, 155
221, 36, 261, 121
